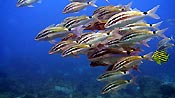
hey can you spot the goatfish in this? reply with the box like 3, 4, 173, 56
35, 24, 69, 43
61, 44, 91, 57
101, 78, 135, 94
105, 5, 160, 29
48, 40, 77, 54
63, 0, 97, 14
88, 47, 141, 68
158, 43, 174, 51
93, 2, 132, 20
119, 21, 163, 32
112, 52, 152, 71
70, 0, 86, 2
16, 0, 41, 7
107, 28, 168, 47
88, 47, 141, 60
152, 50, 169, 65
97, 70, 129, 82
70, 0, 110, 3
77, 30, 114, 45
60, 15, 95, 29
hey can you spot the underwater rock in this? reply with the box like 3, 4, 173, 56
160, 83, 175, 98
54, 85, 74, 94
135, 76, 162, 98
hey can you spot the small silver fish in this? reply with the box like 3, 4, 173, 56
16, 0, 40, 7
157, 37, 174, 50
70, 0, 87, 2
114, 29, 168, 46
119, 21, 163, 32
101, 78, 135, 94
97, 70, 129, 82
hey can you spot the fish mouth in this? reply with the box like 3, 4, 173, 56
48, 51, 54, 54
16, 3, 24, 7
34, 36, 40, 41
16, 4, 21, 7
48, 49, 55, 54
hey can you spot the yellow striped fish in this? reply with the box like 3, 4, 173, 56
152, 50, 169, 65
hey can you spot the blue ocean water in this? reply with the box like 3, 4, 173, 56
0, 0, 175, 98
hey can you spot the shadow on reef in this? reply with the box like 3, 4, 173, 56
1, 59, 175, 98
0, 68, 175, 98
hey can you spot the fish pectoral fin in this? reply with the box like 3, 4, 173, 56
132, 65, 141, 72
140, 40, 150, 47
49, 40, 57, 44
28, 5, 34, 7
72, 51, 79, 58
156, 60, 162, 65
38, 0, 42, 3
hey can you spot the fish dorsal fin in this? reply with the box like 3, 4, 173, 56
132, 8, 140, 12
37, 0, 42, 3
47, 24, 55, 28
125, 2, 133, 10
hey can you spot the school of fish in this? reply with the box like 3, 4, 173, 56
17, 0, 174, 94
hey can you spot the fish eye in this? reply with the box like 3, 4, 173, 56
89, 16, 92, 18
107, 32, 110, 35
132, 48, 136, 51
127, 80, 131, 82
153, 31, 156, 34
76, 40, 78, 43
87, 2, 90, 4
68, 28, 71, 31
127, 51, 131, 55
121, 8, 125, 11
89, 44, 92, 47
143, 12, 147, 15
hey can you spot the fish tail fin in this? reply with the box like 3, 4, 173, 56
125, 2, 133, 10
106, 0, 110, 3
129, 75, 138, 86
156, 28, 168, 38
143, 52, 153, 61
147, 5, 160, 19
170, 36, 175, 41
38, 0, 42, 3
71, 25, 84, 37
89, 0, 98, 7
152, 21, 163, 30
